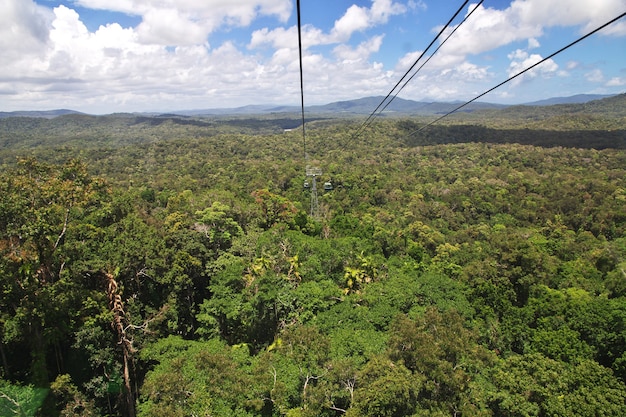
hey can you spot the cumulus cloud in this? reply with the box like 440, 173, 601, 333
507, 49, 559, 84
392, 56, 491, 102
441, 0, 626, 58
0, 0, 52, 60
1, 0, 303, 111
511, 0, 626, 34
585, 69, 605, 83
2, 0, 625, 112
331, 0, 406, 41
136, 8, 208, 45
76, 0, 293, 45
249, 25, 327, 50
1, 1, 399, 112
428, 0, 625, 99
527, 38, 540, 49
606, 76, 626, 86
439, 4, 540, 57
250, 0, 406, 50
333, 35, 385, 62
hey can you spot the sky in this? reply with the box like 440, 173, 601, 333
1, 0, 625, 114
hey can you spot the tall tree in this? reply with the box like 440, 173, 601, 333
0, 158, 107, 386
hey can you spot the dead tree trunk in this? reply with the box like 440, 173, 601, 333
104, 272, 136, 417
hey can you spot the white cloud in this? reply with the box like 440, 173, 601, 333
396, 50, 424, 72
585, 69, 605, 83
370, 0, 407, 23
408, 1, 427, 12
46, 5, 156, 81
333, 35, 385, 62
2, 0, 625, 112
606, 76, 626, 86
248, 0, 407, 70
249, 25, 327, 50
0, 0, 52, 60
76, 0, 293, 45
430, 0, 625, 96
511, 0, 626, 34
441, 0, 626, 58
527, 38, 540, 49
385, 43, 492, 103
507, 49, 559, 83
0, 0, 306, 112
136, 8, 208, 45
453, 61, 490, 81
0, 0, 399, 112
602, 19, 626, 36
566, 61, 580, 70
439, 4, 542, 57
333, 5, 371, 41
331, 0, 406, 41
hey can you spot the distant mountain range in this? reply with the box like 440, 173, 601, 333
173, 96, 509, 116
0, 109, 86, 119
0, 94, 617, 119
521, 94, 614, 106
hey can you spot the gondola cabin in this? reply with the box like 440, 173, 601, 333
323, 181, 333, 191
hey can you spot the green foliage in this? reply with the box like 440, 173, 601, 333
252, 189, 299, 229
481, 353, 626, 416
0, 159, 109, 385
195, 201, 243, 252
347, 355, 418, 417
1, 107, 626, 416
138, 336, 260, 417
50, 374, 97, 416
388, 308, 493, 414
0, 379, 48, 417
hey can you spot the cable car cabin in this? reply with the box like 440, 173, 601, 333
303, 181, 310, 189
323, 181, 333, 191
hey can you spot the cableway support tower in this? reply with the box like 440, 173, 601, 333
306, 166, 322, 218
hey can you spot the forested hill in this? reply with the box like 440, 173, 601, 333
0, 113, 331, 152
451, 93, 626, 129
0, 94, 625, 158
1, 97, 626, 416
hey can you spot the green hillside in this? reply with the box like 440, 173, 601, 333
1, 101, 626, 416
448, 93, 626, 130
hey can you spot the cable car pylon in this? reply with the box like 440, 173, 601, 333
306, 165, 321, 218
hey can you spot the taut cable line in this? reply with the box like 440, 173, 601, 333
376, 0, 484, 116
296, 0, 307, 161
349, 0, 471, 143
296, 0, 323, 218
408, 11, 626, 136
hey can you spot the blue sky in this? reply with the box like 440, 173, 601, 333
1, 0, 625, 113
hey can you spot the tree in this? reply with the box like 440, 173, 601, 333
0, 158, 108, 386
49, 374, 97, 417
0, 379, 48, 417
346, 355, 418, 417
195, 201, 243, 253
138, 336, 259, 417
482, 353, 626, 416
387, 308, 493, 415
251, 189, 298, 229
256, 325, 333, 416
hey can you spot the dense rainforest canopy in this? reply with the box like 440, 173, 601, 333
1, 96, 626, 416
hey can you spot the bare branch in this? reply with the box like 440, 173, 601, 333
0, 391, 20, 409
329, 404, 347, 413
53, 208, 70, 251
